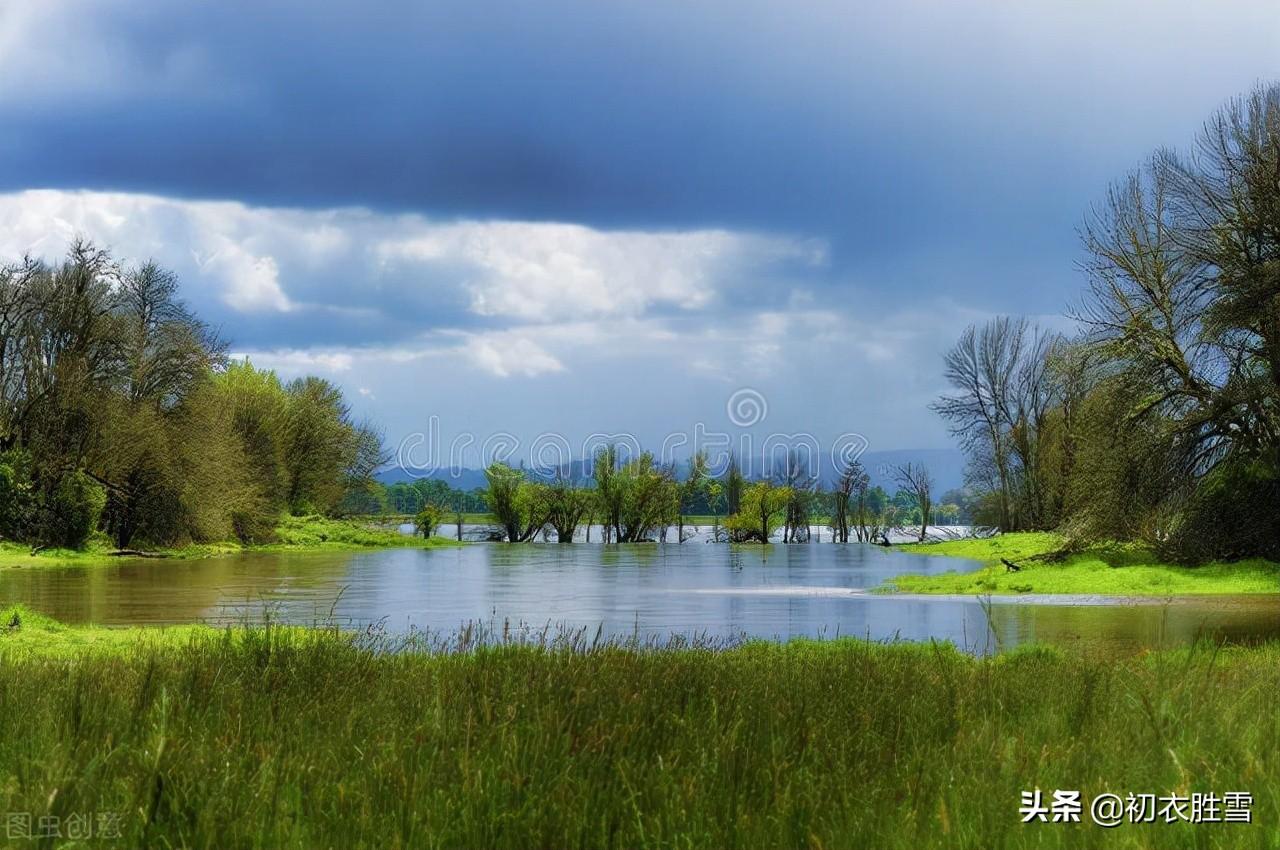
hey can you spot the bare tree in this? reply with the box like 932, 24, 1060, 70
933, 317, 1060, 531
893, 462, 933, 543
830, 458, 868, 543
780, 449, 817, 542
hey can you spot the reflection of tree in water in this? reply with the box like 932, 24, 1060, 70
0, 552, 357, 627
985, 600, 1280, 654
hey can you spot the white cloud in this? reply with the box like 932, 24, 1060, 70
0, 189, 816, 326
233, 350, 353, 375
377, 222, 815, 322
462, 334, 565, 378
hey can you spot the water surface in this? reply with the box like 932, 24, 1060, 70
2, 542, 1277, 654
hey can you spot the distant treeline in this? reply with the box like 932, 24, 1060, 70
388, 447, 971, 543
378, 468, 967, 527
934, 84, 1280, 563
0, 243, 382, 550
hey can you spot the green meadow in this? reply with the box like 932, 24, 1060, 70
1, 608, 1277, 849
887, 533, 1280, 596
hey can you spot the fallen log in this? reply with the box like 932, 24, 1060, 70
109, 549, 170, 559
1001, 558, 1021, 572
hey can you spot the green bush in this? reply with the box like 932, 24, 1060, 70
42, 470, 107, 548
0, 449, 34, 540
414, 503, 445, 537
1163, 454, 1280, 563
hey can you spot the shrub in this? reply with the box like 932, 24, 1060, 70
42, 471, 107, 548
0, 449, 34, 541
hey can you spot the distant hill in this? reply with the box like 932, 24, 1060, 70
377, 447, 967, 494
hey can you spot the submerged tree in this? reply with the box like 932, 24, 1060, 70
543, 475, 592, 543
893, 463, 933, 543
725, 481, 791, 543
483, 462, 546, 543
830, 458, 869, 543
675, 451, 709, 543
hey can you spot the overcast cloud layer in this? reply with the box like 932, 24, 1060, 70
1, 0, 1277, 457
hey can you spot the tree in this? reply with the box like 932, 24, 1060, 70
893, 463, 933, 543
0, 242, 392, 551
414, 504, 444, 538
933, 317, 1061, 531
676, 451, 709, 543
779, 449, 817, 543
706, 480, 724, 539
724, 453, 744, 516
483, 462, 545, 542
725, 481, 791, 543
831, 458, 868, 543
543, 476, 592, 543
92, 262, 226, 548
1071, 86, 1280, 558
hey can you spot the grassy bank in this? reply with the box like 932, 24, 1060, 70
0, 611, 1276, 848
888, 533, 1280, 595
0, 515, 458, 570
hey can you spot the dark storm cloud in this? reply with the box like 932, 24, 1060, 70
10, 0, 1256, 284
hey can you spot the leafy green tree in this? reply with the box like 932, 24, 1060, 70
725, 481, 791, 543
543, 476, 592, 543
414, 504, 445, 538
483, 462, 545, 542
676, 451, 709, 543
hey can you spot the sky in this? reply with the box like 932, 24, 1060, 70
1, 0, 1277, 468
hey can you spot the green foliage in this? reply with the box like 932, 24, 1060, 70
932, 86, 1280, 562
591, 446, 678, 542
724, 481, 791, 543
0, 449, 34, 540
42, 470, 106, 548
414, 503, 445, 538
268, 515, 451, 550
483, 462, 545, 542
0, 241, 384, 552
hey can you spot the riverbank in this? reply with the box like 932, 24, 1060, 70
0, 515, 459, 570
887, 532, 1280, 595
0, 612, 1276, 848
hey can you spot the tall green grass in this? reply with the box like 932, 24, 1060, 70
1, 620, 1277, 848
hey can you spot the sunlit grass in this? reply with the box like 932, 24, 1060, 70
0, 609, 1277, 848
888, 533, 1280, 595
0, 515, 459, 571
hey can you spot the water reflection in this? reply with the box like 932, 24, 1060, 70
1, 543, 1277, 654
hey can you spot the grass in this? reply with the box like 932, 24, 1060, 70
0, 605, 219, 657
0, 515, 459, 571
887, 532, 1280, 595
0, 608, 1277, 848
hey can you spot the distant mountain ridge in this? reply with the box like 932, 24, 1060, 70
377, 448, 967, 494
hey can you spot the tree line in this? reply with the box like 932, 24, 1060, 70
0, 243, 383, 551
425, 448, 964, 544
934, 84, 1280, 562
